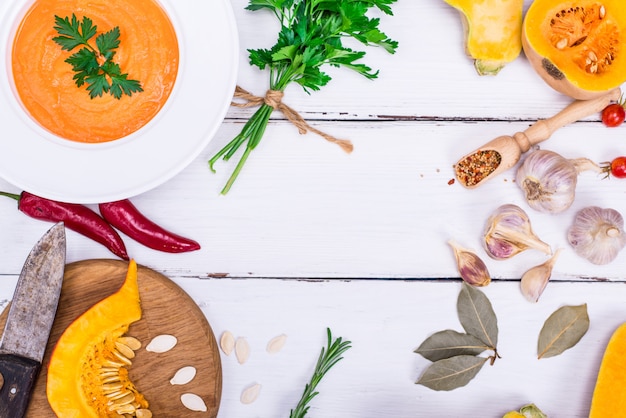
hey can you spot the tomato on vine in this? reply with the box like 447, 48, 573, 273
602, 97, 626, 127
602, 156, 626, 178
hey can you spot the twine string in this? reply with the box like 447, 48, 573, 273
232, 86, 354, 153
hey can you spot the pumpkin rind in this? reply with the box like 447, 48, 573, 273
445, 0, 524, 75
522, 0, 626, 99
589, 322, 626, 417
46, 260, 148, 417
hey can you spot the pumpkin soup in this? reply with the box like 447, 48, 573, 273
11, 0, 179, 143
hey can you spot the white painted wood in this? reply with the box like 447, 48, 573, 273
1, 0, 626, 417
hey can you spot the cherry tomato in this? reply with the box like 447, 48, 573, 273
602, 103, 626, 127
610, 156, 626, 178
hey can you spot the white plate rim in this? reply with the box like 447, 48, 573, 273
0, 0, 239, 203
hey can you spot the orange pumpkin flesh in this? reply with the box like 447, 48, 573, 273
11, 0, 179, 143
522, 0, 626, 99
46, 260, 150, 417
589, 322, 626, 417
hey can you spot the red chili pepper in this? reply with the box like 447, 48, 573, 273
0, 191, 129, 260
99, 199, 201, 253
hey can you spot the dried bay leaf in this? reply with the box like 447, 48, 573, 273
415, 330, 489, 362
538, 303, 589, 359
416, 355, 488, 391
457, 282, 498, 349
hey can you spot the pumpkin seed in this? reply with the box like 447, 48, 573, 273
104, 359, 125, 368
136, 409, 153, 418
107, 389, 132, 400
119, 336, 142, 351
266, 334, 287, 354
113, 349, 133, 366
235, 337, 250, 364
220, 330, 235, 355
170, 366, 197, 385
101, 376, 121, 384
181, 393, 207, 412
102, 383, 124, 393
146, 334, 177, 353
556, 38, 568, 49
600, 5, 606, 19
113, 392, 136, 406
241, 383, 261, 404
115, 341, 136, 359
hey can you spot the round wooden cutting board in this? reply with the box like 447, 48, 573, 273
0, 259, 222, 417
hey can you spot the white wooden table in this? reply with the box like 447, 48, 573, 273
2, 1, 626, 416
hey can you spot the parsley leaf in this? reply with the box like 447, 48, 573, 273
52, 14, 142, 99
210, 0, 398, 194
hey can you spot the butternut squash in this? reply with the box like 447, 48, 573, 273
46, 260, 151, 417
444, 0, 524, 75
589, 322, 626, 417
522, 0, 626, 99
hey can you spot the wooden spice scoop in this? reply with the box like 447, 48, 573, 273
455, 88, 621, 188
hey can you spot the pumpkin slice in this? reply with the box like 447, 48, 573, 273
589, 322, 626, 417
522, 0, 626, 99
46, 259, 151, 417
445, 0, 524, 75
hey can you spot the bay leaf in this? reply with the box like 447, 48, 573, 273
457, 282, 498, 349
537, 303, 589, 359
416, 355, 488, 391
414, 330, 489, 362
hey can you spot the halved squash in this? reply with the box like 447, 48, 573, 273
522, 0, 626, 99
589, 322, 626, 417
445, 0, 524, 75
46, 260, 151, 417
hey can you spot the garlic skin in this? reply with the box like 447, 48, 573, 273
520, 248, 562, 303
483, 204, 552, 260
567, 206, 626, 265
516, 150, 602, 214
448, 240, 491, 287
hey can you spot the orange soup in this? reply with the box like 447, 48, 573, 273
12, 0, 179, 143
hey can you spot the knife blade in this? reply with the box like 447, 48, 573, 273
0, 223, 66, 418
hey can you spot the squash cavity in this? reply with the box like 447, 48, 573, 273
522, 0, 626, 99
46, 260, 151, 417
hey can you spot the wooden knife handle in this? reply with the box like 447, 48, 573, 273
0, 354, 41, 418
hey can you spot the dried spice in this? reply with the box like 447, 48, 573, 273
455, 150, 502, 187
415, 283, 499, 391
537, 304, 589, 359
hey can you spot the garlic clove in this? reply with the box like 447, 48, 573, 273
483, 204, 552, 260
448, 240, 491, 287
520, 248, 563, 303
567, 206, 626, 265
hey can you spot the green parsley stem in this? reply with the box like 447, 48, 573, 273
210, 103, 274, 194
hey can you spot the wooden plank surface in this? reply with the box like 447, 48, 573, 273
1, 0, 626, 417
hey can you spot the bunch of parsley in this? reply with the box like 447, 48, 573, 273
209, 0, 398, 194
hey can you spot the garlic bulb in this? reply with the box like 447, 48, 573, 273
516, 149, 602, 214
448, 240, 491, 287
567, 206, 626, 265
483, 204, 552, 260
520, 248, 562, 303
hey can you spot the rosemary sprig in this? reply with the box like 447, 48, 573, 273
209, 0, 398, 194
289, 328, 352, 418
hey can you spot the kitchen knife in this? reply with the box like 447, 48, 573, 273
0, 223, 66, 418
